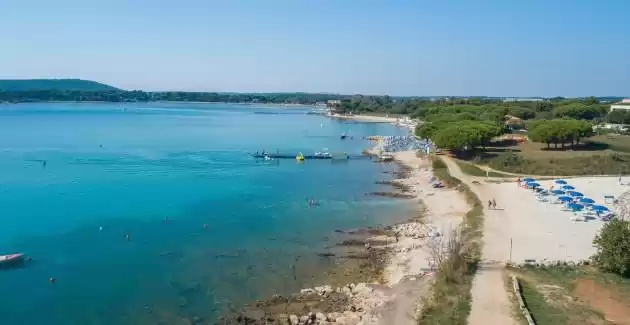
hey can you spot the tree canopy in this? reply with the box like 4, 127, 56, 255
592, 219, 630, 277
527, 119, 593, 149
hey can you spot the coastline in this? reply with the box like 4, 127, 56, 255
226, 147, 471, 324
328, 113, 399, 124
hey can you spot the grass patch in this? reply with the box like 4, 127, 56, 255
518, 277, 570, 325
484, 150, 630, 176
418, 157, 483, 325
453, 136, 630, 176
587, 134, 630, 153
453, 160, 511, 177
509, 264, 630, 325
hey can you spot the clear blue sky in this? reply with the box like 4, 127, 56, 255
1, 0, 628, 97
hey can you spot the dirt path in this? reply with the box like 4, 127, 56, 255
440, 156, 516, 325
364, 277, 432, 325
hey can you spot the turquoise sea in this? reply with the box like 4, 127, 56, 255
0, 102, 409, 325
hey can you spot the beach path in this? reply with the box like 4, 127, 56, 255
440, 156, 516, 325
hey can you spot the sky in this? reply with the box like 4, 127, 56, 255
0, 0, 628, 97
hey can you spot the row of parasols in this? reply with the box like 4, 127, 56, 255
521, 177, 611, 214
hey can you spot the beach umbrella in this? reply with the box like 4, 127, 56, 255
551, 189, 565, 195
561, 185, 575, 190
558, 196, 572, 202
568, 191, 584, 197
579, 197, 595, 204
527, 182, 541, 188
567, 203, 584, 211
592, 205, 609, 212
523, 177, 535, 182
554, 179, 567, 184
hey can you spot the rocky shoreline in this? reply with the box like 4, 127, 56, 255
218, 150, 470, 325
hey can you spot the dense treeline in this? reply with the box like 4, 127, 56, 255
412, 96, 618, 151
0, 90, 344, 105
526, 119, 594, 149
0, 79, 118, 91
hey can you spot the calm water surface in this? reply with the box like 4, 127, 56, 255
0, 102, 410, 325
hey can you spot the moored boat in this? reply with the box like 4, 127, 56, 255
0, 253, 25, 268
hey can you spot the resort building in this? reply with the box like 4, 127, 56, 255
610, 98, 630, 111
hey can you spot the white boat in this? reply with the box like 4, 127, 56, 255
0, 253, 25, 268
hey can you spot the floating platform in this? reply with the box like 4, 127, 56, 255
252, 153, 370, 160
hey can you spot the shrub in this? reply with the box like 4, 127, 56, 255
592, 219, 630, 277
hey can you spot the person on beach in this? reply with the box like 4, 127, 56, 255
492, 198, 497, 209
488, 200, 492, 209
517, 177, 520, 186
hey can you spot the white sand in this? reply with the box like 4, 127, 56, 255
290, 152, 472, 325
481, 177, 625, 263
329, 113, 399, 123
442, 156, 629, 325
357, 151, 469, 325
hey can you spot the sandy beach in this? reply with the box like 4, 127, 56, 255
442, 157, 628, 325
353, 151, 469, 325
328, 113, 400, 124
240, 150, 471, 325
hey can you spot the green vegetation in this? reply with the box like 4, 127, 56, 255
481, 149, 630, 176
592, 219, 630, 277
509, 265, 630, 325
409, 95, 630, 176
453, 160, 511, 177
527, 119, 594, 149
0, 89, 345, 104
517, 277, 570, 325
419, 157, 482, 325
0, 79, 118, 91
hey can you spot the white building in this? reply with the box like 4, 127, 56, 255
610, 98, 630, 111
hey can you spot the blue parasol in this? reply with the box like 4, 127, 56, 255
579, 197, 595, 204
592, 205, 609, 212
554, 179, 567, 184
561, 185, 575, 190
567, 202, 584, 211
527, 182, 541, 188
523, 177, 535, 182
568, 191, 584, 197
551, 189, 565, 195
558, 196, 572, 202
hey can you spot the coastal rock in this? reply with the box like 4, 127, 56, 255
290, 314, 299, 325
314, 285, 333, 296
300, 315, 310, 324
316, 312, 326, 321
300, 288, 316, 295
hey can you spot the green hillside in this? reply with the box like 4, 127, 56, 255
0, 79, 119, 91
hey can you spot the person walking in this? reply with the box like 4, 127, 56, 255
492, 198, 497, 209
488, 200, 492, 209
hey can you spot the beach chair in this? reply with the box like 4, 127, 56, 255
535, 196, 548, 202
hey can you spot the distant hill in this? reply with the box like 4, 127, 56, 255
0, 79, 119, 91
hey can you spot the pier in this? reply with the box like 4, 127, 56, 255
252, 153, 370, 160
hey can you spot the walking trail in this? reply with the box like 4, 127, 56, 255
440, 156, 516, 325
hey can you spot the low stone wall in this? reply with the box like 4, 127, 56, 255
511, 275, 536, 325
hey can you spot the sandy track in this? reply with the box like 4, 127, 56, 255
440, 157, 516, 325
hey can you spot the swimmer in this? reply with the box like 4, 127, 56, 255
124, 232, 130, 241
164, 216, 168, 224
49, 276, 56, 284
203, 223, 208, 229
99, 226, 103, 232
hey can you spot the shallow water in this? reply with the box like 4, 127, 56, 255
0, 102, 410, 324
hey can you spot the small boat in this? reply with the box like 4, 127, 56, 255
0, 253, 25, 268
340, 132, 347, 140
